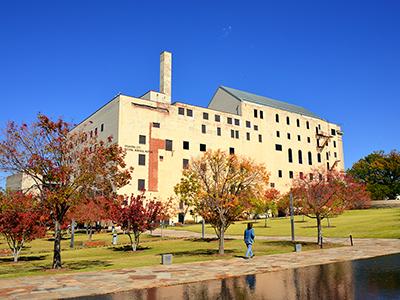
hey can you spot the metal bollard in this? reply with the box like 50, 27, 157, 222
320, 236, 323, 249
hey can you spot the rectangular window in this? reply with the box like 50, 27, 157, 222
227, 117, 232, 124
178, 107, 185, 115
254, 109, 258, 118
139, 135, 146, 145
235, 130, 239, 139
307, 137, 311, 143
186, 109, 193, 117
289, 171, 293, 179
254, 125, 258, 131
278, 170, 282, 178
300, 172, 304, 179
165, 139, 173, 151
101, 124, 104, 132
138, 154, 146, 166
246, 132, 250, 141
276, 131, 280, 138
331, 129, 336, 136
258, 134, 262, 143
215, 114, 220, 122
138, 179, 145, 191
275, 114, 279, 123
229, 147, 235, 155
310, 173, 313, 180
231, 129, 235, 138
287, 133, 291, 140
246, 121, 251, 128
203, 112, 209, 120
334, 152, 337, 158
153, 122, 160, 128
200, 144, 206, 152
306, 121, 310, 129
297, 119, 300, 127
94, 128, 98, 136
201, 124, 206, 134
270, 182, 275, 188
286, 116, 290, 125
217, 127, 221, 136
260, 111, 264, 119
183, 141, 189, 150
297, 135, 301, 141
333, 141, 337, 148
326, 152, 330, 160
183, 159, 189, 169
275, 144, 282, 151
234, 119, 240, 126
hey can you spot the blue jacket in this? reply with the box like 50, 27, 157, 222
244, 228, 255, 244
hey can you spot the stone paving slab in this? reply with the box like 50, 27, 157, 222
0, 232, 399, 299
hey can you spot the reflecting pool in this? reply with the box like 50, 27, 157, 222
81, 253, 400, 300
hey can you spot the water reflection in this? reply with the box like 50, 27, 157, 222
83, 253, 400, 300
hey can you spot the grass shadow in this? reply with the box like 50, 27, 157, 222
234, 255, 248, 259
170, 248, 234, 257
0, 255, 47, 262
64, 260, 113, 270
111, 245, 151, 252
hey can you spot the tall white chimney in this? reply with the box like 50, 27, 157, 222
160, 51, 172, 99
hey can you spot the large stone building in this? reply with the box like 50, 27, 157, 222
72, 51, 344, 201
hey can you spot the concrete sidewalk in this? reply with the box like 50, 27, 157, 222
0, 232, 399, 299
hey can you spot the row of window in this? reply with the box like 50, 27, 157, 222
88, 123, 105, 139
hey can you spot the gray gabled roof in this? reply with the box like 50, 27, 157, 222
220, 86, 323, 120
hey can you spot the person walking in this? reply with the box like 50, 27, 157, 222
244, 223, 255, 259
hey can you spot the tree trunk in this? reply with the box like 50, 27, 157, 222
218, 227, 225, 255
316, 216, 322, 245
89, 225, 93, 241
127, 232, 137, 251
53, 220, 62, 269
265, 210, 269, 227
327, 217, 331, 228
70, 219, 75, 249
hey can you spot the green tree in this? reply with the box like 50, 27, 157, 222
348, 150, 400, 200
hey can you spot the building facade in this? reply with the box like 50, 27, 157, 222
72, 51, 345, 201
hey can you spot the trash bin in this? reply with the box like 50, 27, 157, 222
161, 254, 173, 265
295, 244, 302, 252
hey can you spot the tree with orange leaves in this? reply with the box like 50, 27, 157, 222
0, 114, 132, 268
252, 188, 280, 227
291, 168, 370, 245
175, 150, 269, 255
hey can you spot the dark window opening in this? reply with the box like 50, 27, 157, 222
231, 129, 235, 138
94, 128, 98, 136
317, 153, 321, 163
260, 111, 264, 119
186, 109, 193, 117
276, 131, 280, 137
333, 141, 337, 148
246, 132, 250, 141
258, 134, 262, 143
300, 172, 304, 179
101, 124, 104, 132
326, 152, 329, 160
327, 162, 330, 169
203, 112, 209, 120
307, 137, 311, 143
298, 150, 303, 164
334, 152, 337, 158
138, 154, 146, 166
310, 173, 313, 180
183, 141, 189, 150
275, 114, 279, 123
165, 139, 173, 151
286, 116, 290, 125
200, 144, 206, 152
246, 121, 251, 128
289, 171, 293, 179
234, 119, 240, 126
296, 119, 300, 127
254, 125, 258, 131
153, 122, 160, 128
287, 133, 291, 140
306, 121, 310, 129
288, 148, 293, 163
229, 147, 235, 155
254, 109, 258, 118
235, 130, 239, 139
275, 144, 282, 151
308, 151, 312, 165
215, 114, 220, 122
331, 129, 336, 136
178, 107, 185, 115
201, 124, 206, 134
139, 135, 146, 145
227, 117, 232, 124
217, 127, 221, 136
278, 170, 282, 178
297, 135, 301, 141
183, 159, 189, 169
138, 179, 145, 191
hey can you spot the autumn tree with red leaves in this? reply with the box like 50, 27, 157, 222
0, 191, 47, 262
175, 150, 269, 255
70, 196, 111, 240
291, 168, 371, 245
0, 114, 132, 268
112, 194, 167, 251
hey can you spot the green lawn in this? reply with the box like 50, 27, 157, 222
0, 232, 332, 278
174, 208, 400, 239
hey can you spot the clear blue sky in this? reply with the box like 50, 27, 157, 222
0, 0, 399, 182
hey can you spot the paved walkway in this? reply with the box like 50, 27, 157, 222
0, 231, 399, 299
